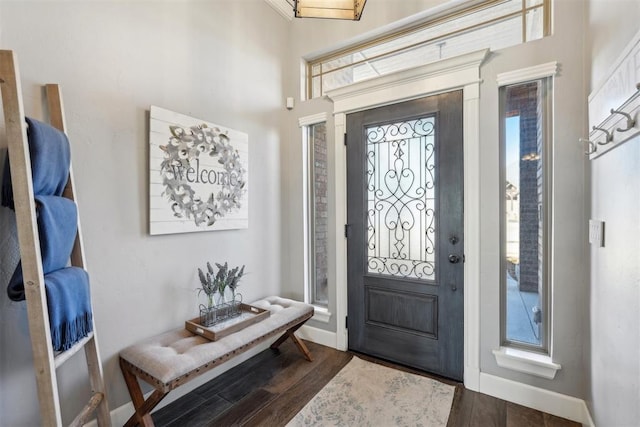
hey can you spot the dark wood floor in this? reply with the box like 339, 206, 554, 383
152, 340, 580, 427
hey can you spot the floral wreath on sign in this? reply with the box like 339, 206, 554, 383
159, 124, 246, 227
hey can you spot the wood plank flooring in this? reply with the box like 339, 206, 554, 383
151, 340, 580, 427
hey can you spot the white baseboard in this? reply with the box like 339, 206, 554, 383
83, 399, 137, 427
463, 366, 480, 392
479, 373, 595, 426
84, 400, 137, 427
297, 325, 337, 349
111, 401, 137, 427
581, 402, 596, 427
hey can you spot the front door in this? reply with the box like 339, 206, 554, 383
346, 91, 464, 380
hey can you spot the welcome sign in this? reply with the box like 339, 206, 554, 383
149, 106, 249, 235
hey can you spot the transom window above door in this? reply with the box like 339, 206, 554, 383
306, 0, 550, 98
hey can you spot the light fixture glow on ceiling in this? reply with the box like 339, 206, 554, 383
294, 0, 367, 21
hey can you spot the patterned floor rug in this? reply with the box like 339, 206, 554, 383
287, 356, 455, 427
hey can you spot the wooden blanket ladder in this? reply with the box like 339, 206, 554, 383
0, 50, 111, 426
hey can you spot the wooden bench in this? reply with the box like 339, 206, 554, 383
119, 296, 314, 427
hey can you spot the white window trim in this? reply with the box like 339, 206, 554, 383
492, 347, 561, 379
494, 62, 560, 377
326, 49, 489, 391
312, 306, 332, 323
298, 113, 328, 128
496, 61, 558, 86
299, 113, 329, 313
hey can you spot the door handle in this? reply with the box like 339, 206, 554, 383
448, 254, 461, 264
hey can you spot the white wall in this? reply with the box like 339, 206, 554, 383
587, 1, 640, 425
284, 0, 589, 400
0, 1, 289, 425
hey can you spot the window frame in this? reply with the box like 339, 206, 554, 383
299, 113, 330, 312
498, 72, 554, 355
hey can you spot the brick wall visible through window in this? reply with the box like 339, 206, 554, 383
506, 82, 541, 294
310, 123, 328, 306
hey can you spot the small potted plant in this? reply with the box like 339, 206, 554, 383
197, 262, 245, 326
197, 262, 219, 326
226, 264, 245, 316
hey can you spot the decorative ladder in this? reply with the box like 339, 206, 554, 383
0, 50, 111, 426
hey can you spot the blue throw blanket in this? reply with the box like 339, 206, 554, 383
7, 195, 78, 301
1, 117, 70, 209
1, 117, 93, 351
45, 267, 93, 352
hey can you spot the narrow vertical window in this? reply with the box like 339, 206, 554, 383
500, 77, 551, 352
306, 121, 328, 307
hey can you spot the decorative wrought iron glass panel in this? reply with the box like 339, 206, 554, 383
366, 117, 436, 280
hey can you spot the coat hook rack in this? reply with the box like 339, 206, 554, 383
586, 28, 640, 160
579, 138, 597, 155
591, 126, 613, 144
609, 108, 636, 132
586, 81, 640, 158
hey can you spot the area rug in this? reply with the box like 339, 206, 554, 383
287, 357, 455, 427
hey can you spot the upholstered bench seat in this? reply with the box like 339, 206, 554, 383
119, 296, 314, 427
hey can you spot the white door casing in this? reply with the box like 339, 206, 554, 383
326, 49, 489, 391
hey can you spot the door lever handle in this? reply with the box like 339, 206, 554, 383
448, 254, 461, 264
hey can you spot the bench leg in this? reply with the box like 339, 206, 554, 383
270, 322, 313, 362
120, 359, 169, 427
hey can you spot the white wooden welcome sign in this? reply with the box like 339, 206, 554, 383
149, 106, 249, 235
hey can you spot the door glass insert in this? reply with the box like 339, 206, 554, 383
366, 116, 436, 280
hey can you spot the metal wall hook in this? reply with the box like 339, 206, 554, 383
592, 126, 613, 145
609, 108, 636, 132
579, 138, 597, 155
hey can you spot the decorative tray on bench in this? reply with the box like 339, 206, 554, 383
185, 303, 270, 341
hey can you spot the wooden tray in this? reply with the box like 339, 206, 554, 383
185, 303, 270, 341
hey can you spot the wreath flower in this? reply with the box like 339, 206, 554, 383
159, 124, 246, 227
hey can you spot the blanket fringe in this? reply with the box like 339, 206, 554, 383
51, 312, 93, 352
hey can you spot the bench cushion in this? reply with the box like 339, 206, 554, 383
119, 297, 313, 392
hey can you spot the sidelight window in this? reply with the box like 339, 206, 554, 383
500, 76, 552, 352
302, 119, 329, 308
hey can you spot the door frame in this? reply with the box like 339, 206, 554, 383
326, 49, 489, 391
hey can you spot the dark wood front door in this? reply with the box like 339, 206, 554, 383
346, 91, 464, 381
